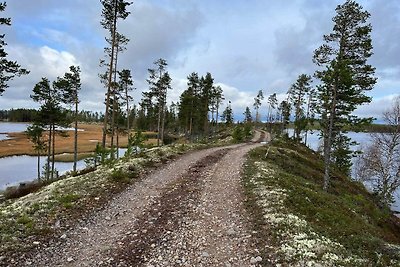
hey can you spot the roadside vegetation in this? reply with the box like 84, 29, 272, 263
0, 139, 235, 254
243, 138, 400, 266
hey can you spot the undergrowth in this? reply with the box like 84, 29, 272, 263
0, 139, 232, 256
243, 138, 400, 266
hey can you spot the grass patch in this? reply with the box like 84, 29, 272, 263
109, 168, 130, 184
243, 138, 400, 266
57, 193, 80, 208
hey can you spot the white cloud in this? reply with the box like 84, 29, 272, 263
354, 94, 400, 120
1, 0, 399, 122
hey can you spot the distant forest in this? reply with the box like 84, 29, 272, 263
0, 109, 103, 123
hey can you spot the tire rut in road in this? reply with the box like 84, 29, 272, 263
8, 146, 236, 267
145, 143, 263, 267
103, 148, 232, 266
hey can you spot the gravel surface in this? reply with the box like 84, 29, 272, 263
143, 143, 263, 267
5, 138, 267, 266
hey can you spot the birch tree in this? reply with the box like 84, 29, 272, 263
356, 97, 400, 207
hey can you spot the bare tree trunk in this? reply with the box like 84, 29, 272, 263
116, 125, 120, 159
51, 124, 55, 180
295, 94, 302, 140
73, 97, 78, 172
46, 125, 51, 180
323, 84, 338, 191
216, 102, 219, 134
204, 100, 209, 140
160, 103, 166, 146
157, 103, 161, 146
37, 151, 40, 180
102, 0, 118, 149
126, 85, 130, 134
255, 107, 259, 124
304, 94, 312, 146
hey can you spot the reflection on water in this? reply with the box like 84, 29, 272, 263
0, 148, 128, 190
0, 155, 86, 190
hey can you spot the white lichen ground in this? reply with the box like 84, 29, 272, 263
0, 142, 212, 253
249, 160, 400, 267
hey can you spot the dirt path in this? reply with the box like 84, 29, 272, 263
8, 142, 264, 266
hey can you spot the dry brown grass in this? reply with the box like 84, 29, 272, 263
0, 124, 158, 158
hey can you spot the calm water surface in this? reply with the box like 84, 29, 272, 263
0, 122, 30, 140
287, 129, 399, 212
0, 148, 128, 190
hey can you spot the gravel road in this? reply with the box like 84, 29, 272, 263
7, 137, 266, 266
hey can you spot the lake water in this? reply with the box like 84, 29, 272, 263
0, 155, 86, 190
287, 129, 399, 212
0, 122, 30, 140
0, 148, 128, 190
0, 121, 127, 189
0, 122, 84, 140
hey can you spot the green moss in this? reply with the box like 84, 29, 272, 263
109, 167, 133, 184
57, 193, 80, 208
244, 139, 400, 266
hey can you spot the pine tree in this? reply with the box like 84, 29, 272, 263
54, 66, 81, 172
210, 85, 224, 136
288, 74, 312, 140
243, 106, 252, 123
279, 100, 291, 134
267, 93, 278, 133
118, 69, 134, 133
31, 78, 69, 180
253, 90, 264, 123
146, 58, 171, 146
313, 0, 376, 190
201, 72, 214, 139
100, 0, 132, 149
0, 2, 29, 95
222, 101, 233, 125
26, 124, 46, 180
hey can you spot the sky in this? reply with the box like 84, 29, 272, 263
1, 0, 399, 121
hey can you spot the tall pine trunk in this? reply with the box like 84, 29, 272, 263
102, 0, 118, 149
157, 103, 162, 146
126, 85, 130, 134
116, 125, 119, 159
304, 94, 312, 146
46, 125, 52, 180
73, 97, 78, 172
51, 124, 55, 180
204, 99, 209, 140
216, 102, 219, 134
37, 150, 40, 180
323, 84, 338, 191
